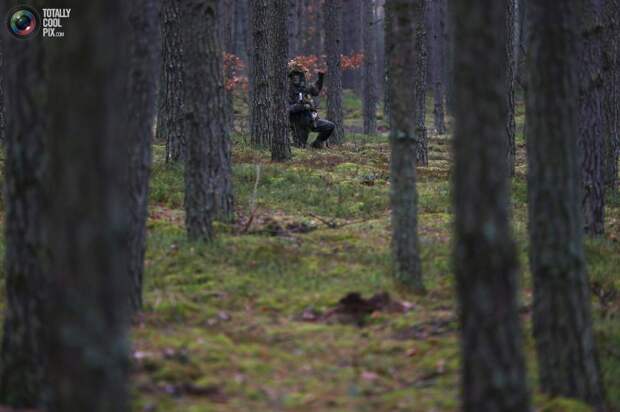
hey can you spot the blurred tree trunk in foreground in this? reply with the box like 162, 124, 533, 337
362, 0, 377, 136
0, 0, 46, 405
578, 0, 606, 236
385, 0, 423, 291
527, 1, 607, 409
452, 0, 531, 410
183, 0, 233, 240
505, 0, 517, 176
324, 0, 345, 143
43, 0, 131, 409
127, 0, 161, 312
603, 0, 619, 190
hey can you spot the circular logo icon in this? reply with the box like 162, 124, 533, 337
6, 6, 40, 39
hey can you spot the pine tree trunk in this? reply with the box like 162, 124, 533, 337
288, 0, 299, 57
385, 0, 423, 291
43, 0, 131, 409
444, 0, 456, 115
249, 0, 272, 148
127, 0, 160, 313
0, 2, 46, 404
233, 0, 249, 61
603, 0, 619, 190
362, 0, 377, 136
218, 0, 235, 134
452, 0, 531, 410
158, 0, 186, 162
183, 0, 233, 240
414, 0, 428, 166
506, 0, 517, 176
324, 0, 345, 143
0, 26, 4, 144
429, 0, 446, 134
578, 0, 606, 236
343, 0, 363, 93
272, 0, 292, 161
527, 1, 606, 408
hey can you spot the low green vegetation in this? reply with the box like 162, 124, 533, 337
132, 93, 620, 411
0, 92, 615, 411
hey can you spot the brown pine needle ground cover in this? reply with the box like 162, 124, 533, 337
0, 94, 617, 412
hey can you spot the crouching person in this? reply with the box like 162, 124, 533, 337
287, 61, 335, 149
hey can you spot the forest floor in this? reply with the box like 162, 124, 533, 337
0, 92, 613, 411
132, 93, 620, 412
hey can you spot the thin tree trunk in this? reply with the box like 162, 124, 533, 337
0, 24, 4, 144
527, 1, 607, 408
343, 0, 363, 93
43, 0, 131, 409
219, 0, 235, 134
452, 0, 531, 410
288, 0, 299, 57
233, 0, 249, 61
578, 0, 606, 236
272, 0, 292, 161
363, 0, 377, 136
506, 0, 517, 176
249, 0, 272, 148
158, 0, 185, 162
127, 0, 161, 313
0, 0, 46, 404
603, 0, 619, 190
429, 0, 446, 134
385, 0, 424, 291
183, 0, 233, 240
414, 1, 428, 166
324, 0, 345, 143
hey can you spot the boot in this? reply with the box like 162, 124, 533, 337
310, 139, 324, 149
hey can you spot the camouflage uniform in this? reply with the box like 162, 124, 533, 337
288, 63, 335, 148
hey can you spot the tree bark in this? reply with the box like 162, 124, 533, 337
414, 0, 428, 166
288, 0, 299, 57
0, 24, 4, 144
452, 0, 531, 410
218, 0, 235, 134
43, 0, 131, 409
527, 1, 607, 409
158, 0, 185, 162
603, 0, 619, 190
272, 0, 292, 161
324, 0, 345, 143
385, 0, 423, 291
249, 0, 272, 148
363, 0, 377, 136
343, 0, 363, 93
182, 0, 233, 241
506, 0, 517, 176
127, 0, 161, 313
0, 0, 46, 405
233, 0, 249, 61
429, 0, 446, 134
578, 0, 606, 236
